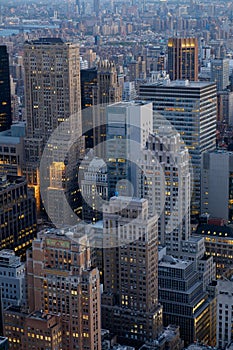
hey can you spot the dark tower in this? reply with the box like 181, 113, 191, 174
0, 45, 12, 132
167, 37, 198, 81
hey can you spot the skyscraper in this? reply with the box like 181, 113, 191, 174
0, 45, 12, 132
201, 150, 233, 222
0, 174, 37, 259
106, 101, 153, 199
92, 60, 122, 151
216, 276, 233, 349
158, 252, 216, 346
167, 38, 198, 81
211, 58, 229, 91
23, 38, 83, 213
139, 80, 217, 216
101, 197, 163, 344
138, 126, 191, 255
24, 38, 81, 142
81, 67, 97, 149
27, 228, 101, 350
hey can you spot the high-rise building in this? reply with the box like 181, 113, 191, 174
201, 150, 233, 222
167, 38, 198, 81
23, 38, 82, 213
81, 68, 98, 149
81, 68, 98, 111
0, 122, 25, 176
0, 175, 37, 259
0, 250, 26, 309
24, 38, 81, 141
26, 228, 101, 350
106, 101, 153, 199
139, 80, 217, 216
158, 252, 216, 346
216, 276, 233, 349
0, 46, 12, 132
138, 126, 191, 255
211, 59, 229, 91
81, 155, 108, 223
92, 61, 122, 151
4, 306, 62, 350
195, 221, 233, 278
101, 197, 163, 344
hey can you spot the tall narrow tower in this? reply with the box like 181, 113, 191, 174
92, 61, 122, 153
167, 37, 198, 81
138, 126, 191, 255
0, 45, 12, 132
23, 38, 82, 213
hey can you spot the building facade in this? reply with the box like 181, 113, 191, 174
23, 38, 83, 214
158, 253, 216, 346
26, 228, 101, 350
139, 80, 217, 216
0, 175, 37, 259
0, 123, 25, 177
138, 126, 191, 255
216, 277, 233, 349
106, 101, 153, 199
4, 306, 62, 350
167, 38, 198, 81
201, 150, 233, 222
210, 59, 229, 91
0, 45, 12, 132
101, 197, 163, 344
0, 250, 25, 309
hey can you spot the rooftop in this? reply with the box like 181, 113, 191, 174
25, 37, 64, 45
109, 101, 152, 108
159, 255, 191, 269
142, 79, 216, 89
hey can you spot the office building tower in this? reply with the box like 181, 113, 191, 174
81, 68, 98, 111
217, 90, 233, 124
92, 61, 122, 152
0, 46, 12, 132
167, 38, 198, 81
201, 150, 233, 222
101, 197, 163, 344
138, 127, 191, 255
0, 175, 37, 259
211, 59, 229, 91
81, 155, 108, 223
26, 228, 101, 350
195, 222, 233, 278
0, 122, 25, 176
24, 37, 81, 141
4, 306, 62, 350
81, 68, 97, 149
106, 101, 153, 199
139, 80, 217, 216
23, 38, 82, 211
158, 252, 216, 346
216, 276, 233, 349
0, 250, 26, 309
